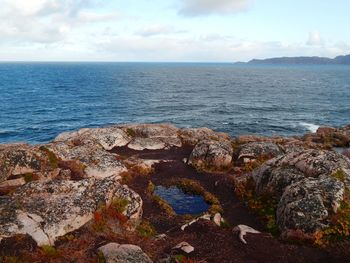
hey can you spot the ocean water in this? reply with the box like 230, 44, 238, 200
0, 62, 349, 144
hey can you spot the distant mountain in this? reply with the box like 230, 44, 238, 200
239, 54, 350, 65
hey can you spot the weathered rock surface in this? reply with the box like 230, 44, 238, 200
179, 127, 230, 146
189, 140, 233, 170
119, 124, 182, 151
99, 243, 152, 263
246, 149, 350, 234
48, 141, 126, 179
54, 126, 132, 150
238, 142, 285, 162
303, 125, 350, 147
0, 178, 142, 246
0, 144, 61, 186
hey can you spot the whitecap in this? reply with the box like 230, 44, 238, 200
299, 122, 320, 133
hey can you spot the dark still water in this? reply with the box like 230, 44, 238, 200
1, 62, 349, 144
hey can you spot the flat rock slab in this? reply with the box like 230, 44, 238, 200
0, 177, 142, 246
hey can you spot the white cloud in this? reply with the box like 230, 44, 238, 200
178, 0, 253, 16
0, 0, 117, 44
307, 31, 323, 46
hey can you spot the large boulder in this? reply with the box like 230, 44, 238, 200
246, 149, 350, 235
98, 243, 152, 263
238, 142, 285, 163
0, 178, 143, 246
277, 176, 344, 233
189, 140, 233, 171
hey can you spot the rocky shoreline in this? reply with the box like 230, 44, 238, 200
1, 123, 350, 262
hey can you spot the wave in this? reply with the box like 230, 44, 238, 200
299, 122, 320, 133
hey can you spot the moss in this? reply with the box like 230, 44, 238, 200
220, 220, 231, 228
23, 173, 34, 183
147, 181, 155, 194
234, 176, 279, 236
332, 169, 345, 182
126, 128, 136, 137
110, 198, 129, 214
119, 171, 132, 184
97, 251, 106, 263
314, 189, 350, 245
40, 146, 59, 169
0, 256, 21, 263
41, 245, 58, 257
137, 220, 156, 237
152, 195, 176, 216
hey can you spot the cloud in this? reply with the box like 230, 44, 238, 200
178, 0, 253, 16
307, 31, 324, 46
135, 25, 185, 37
0, 0, 117, 44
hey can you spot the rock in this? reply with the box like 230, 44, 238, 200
0, 144, 62, 184
98, 243, 152, 263
155, 233, 167, 241
0, 177, 143, 246
342, 148, 350, 159
179, 127, 230, 146
55, 126, 132, 150
121, 124, 182, 150
316, 126, 337, 136
127, 137, 166, 151
238, 142, 285, 162
48, 142, 126, 179
172, 241, 194, 254
232, 225, 261, 244
189, 140, 233, 171
246, 149, 350, 235
213, 213, 222, 226
277, 176, 344, 233
180, 213, 211, 231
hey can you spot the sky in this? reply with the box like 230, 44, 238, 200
0, 0, 349, 62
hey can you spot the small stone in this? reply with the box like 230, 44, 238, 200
233, 225, 261, 244
213, 213, 222, 226
173, 241, 194, 254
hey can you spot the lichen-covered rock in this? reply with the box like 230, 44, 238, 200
247, 149, 350, 235
127, 137, 181, 151
120, 123, 179, 138
54, 126, 132, 150
277, 176, 344, 233
238, 142, 285, 162
121, 124, 182, 150
98, 243, 152, 263
0, 144, 61, 185
179, 127, 230, 146
0, 178, 143, 246
189, 140, 233, 171
48, 142, 126, 179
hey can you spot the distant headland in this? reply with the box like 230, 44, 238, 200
237, 54, 350, 65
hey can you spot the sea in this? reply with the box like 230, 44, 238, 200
0, 62, 349, 144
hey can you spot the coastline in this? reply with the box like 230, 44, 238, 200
1, 123, 350, 262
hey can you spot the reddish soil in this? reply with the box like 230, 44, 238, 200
1, 146, 350, 263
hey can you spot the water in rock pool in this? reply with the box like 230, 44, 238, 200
1, 63, 350, 144
154, 185, 210, 215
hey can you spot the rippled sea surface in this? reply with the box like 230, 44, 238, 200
1, 62, 349, 143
